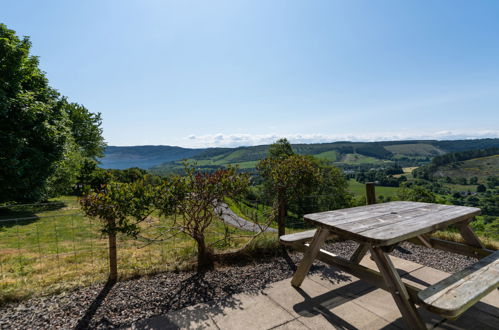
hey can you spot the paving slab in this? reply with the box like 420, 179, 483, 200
131, 303, 218, 329
135, 257, 499, 330
359, 253, 425, 276
210, 292, 294, 330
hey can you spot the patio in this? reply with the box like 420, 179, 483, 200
131, 254, 499, 330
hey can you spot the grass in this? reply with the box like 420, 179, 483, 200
347, 179, 400, 199
0, 196, 256, 305
384, 143, 445, 156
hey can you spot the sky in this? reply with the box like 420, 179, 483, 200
3, 0, 499, 148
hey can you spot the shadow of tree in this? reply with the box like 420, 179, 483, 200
0, 202, 66, 229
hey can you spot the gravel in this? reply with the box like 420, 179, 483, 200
0, 241, 478, 329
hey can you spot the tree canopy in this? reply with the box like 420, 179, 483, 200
0, 23, 105, 203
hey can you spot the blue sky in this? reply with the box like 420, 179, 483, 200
3, 0, 499, 147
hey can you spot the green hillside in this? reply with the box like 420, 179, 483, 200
99, 139, 499, 172
384, 143, 445, 156
433, 155, 499, 181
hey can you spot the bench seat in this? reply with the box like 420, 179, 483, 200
280, 229, 336, 246
418, 250, 499, 319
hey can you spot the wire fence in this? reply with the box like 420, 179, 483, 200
0, 196, 347, 303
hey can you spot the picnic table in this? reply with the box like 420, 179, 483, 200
281, 201, 499, 330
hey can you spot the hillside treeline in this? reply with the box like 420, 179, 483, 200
413, 147, 499, 180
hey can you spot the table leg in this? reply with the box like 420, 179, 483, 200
456, 219, 484, 249
349, 243, 369, 264
291, 227, 329, 288
370, 246, 426, 330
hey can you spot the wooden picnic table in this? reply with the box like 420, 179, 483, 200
283, 201, 498, 330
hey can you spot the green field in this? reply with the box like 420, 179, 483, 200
384, 143, 445, 156
347, 179, 400, 199
0, 197, 256, 305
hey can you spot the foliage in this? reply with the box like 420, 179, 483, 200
155, 164, 250, 270
0, 24, 69, 202
64, 101, 106, 158
397, 184, 437, 203
268, 138, 294, 159
0, 24, 105, 203
80, 181, 156, 236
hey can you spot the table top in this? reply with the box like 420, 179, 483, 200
304, 201, 480, 246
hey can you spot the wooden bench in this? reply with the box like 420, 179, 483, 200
418, 250, 499, 319
280, 229, 337, 247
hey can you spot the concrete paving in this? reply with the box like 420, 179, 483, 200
131, 255, 499, 330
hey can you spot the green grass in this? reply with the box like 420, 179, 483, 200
336, 153, 391, 165
315, 150, 339, 162
0, 196, 256, 305
347, 179, 400, 199
384, 143, 445, 156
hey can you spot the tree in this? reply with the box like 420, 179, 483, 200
64, 101, 106, 159
477, 184, 487, 193
155, 164, 250, 271
80, 181, 156, 280
0, 23, 69, 202
258, 154, 321, 236
0, 24, 106, 202
397, 185, 436, 203
268, 138, 294, 159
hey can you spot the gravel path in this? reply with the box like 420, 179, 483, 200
0, 241, 478, 329
215, 202, 277, 233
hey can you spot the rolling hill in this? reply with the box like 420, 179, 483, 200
98, 139, 499, 173
433, 155, 499, 181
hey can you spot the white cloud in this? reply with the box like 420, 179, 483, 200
179, 130, 499, 148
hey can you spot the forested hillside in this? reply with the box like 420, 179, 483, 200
140, 138, 499, 174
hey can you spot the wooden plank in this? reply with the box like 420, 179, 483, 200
456, 221, 485, 249
410, 237, 494, 259
305, 202, 426, 230
370, 246, 427, 330
357, 207, 480, 246
295, 243, 422, 303
336, 203, 450, 233
418, 250, 499, 319
291, 227, 329, 288
349, 243, 369, 264
417, 235, 432, 249
305, 201, 421, 222
279, 229, 336, 246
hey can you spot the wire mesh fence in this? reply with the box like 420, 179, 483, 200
0, 195, 345, 303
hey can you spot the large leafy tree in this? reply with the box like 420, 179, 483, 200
258, 150, 321, 237
0, 24, 69, 202
0, 23, 105, 203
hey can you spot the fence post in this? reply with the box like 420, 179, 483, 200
366, 182, 376, 205
108, 218, 118, 282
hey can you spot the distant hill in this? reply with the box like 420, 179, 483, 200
433, 155, 499, 181
99, 146, 207, 169
98, 138, 499, 172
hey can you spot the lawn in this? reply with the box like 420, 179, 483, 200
0, 196, 255, 305
347, 179, 400, 199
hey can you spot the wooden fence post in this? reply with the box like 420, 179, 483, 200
107, 218, 118, 282
366, 182, 376, 205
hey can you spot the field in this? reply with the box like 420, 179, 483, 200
0, 197, 256, 305
347, 179, 399, 199
384, 143, 445, 156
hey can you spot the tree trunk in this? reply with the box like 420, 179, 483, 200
277, 195, 287, 237
107, 219, 118, 282
195, 234, 214, 272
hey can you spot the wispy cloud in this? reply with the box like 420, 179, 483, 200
179, 130, 499, 148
